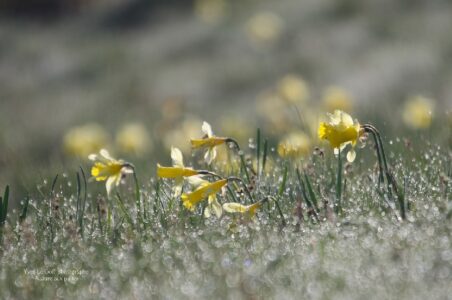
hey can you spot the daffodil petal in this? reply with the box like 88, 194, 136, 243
171, 147, 184, 168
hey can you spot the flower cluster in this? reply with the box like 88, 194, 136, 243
88, 110, 401, 223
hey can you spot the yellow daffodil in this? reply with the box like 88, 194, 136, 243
63, 123, 109, 158
402, 95, 434, 129
181, 179, 227, 212
89, 149, 134, 196
188, 176, 223, 218
277, 131, 312, 159
277, 74, 309, 104
191, 121, 227, 165
157, 147, 198, 198
322, 86, 353, 113
222, 201, 263, 219
116, 123, 152, 156
246, 11, 283, 44
318, 110, 361, 162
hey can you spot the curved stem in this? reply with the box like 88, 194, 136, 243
363, 125, 385, 186
225, 138, 251, 182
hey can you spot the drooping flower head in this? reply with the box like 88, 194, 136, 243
190, 121, 227, 165
186, 176, 223, 218
157, 147, 199, 198
222, 201, 264, 219
89, 149, 134, 195
181, 179, 227, 213
318, 110, 361, 162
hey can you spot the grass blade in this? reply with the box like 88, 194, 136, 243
19, 196, 30, 224
278, 163, 288, 197
336, 149, 342, 214
115, 193, 135, 229
262, 139, 268, 177
304, 172, 319, 211
256, 128, 261, 176
1, 185, 9, 225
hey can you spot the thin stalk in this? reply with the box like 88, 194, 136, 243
226, 138, 250, 182
336, 148, 342, 215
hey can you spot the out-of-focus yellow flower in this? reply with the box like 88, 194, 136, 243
256, 91, 291, 134
116, 123, 152, 157
181, 179, 227, 212
252, 157, 275, 176
63, 123, 109, 158
89, 149, 134, 196
191, 121, 227, 165
322, 86, 353, 113
277, 132, 312, 159
246, 12, 283, 44
157, 147, 198, 198
318, 110, 361, 162
223, 201, 263, 219
277, 75, 309, 104
212, 145, 240, 175
163, 118, 202, 154
194, 0, 227, 24
220, 117, 252, 145
402, 95, 434, 129
188, 176, 223, 218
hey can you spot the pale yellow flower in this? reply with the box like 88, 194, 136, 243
211, 145, 240, 175
157, 147, 199, 198
181, 179, 227, 213
246, 12, 283, 44
63, 123, 109, 158
163, 118, 202, 154
220, 117, 252, 145
322, 86, 353, 113
191, 121, 227, 165
256, 91, 291, 134
318, 110, 361, 162
277, 131, 312, 159
223, 201, 263, 219
402, 95, 434, 129
194, 0, 227, 24
277, 74, 309, 104
89, 149, 133, 196
116, 123, 152, 156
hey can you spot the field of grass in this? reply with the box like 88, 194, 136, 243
1, 1, 452, 299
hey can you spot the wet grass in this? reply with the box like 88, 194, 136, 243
0, 133, 451, 299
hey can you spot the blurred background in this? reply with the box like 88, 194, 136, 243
1, 0, 451, 203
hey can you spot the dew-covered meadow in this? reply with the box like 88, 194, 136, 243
1, 1, 452, 299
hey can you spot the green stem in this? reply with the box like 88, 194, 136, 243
336, 148, 342, 215
226, 138, 250, 183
